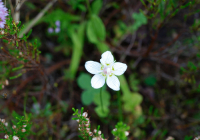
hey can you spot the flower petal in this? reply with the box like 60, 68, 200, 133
91, 74, 105, 89
85, 61, 102, 74
100, 51, 114, 65
106, 75, 120, 91
112, 62, 127, 76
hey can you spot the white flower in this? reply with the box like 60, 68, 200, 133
1, 119, 5, 123
21, 128, 26, 132
85, 51, 127, 91
98, 130, 101, 135
12, 125, 16, 129
4, 122, 8, 126
82, 112, 88, 117
13, 136, 19, 140
4, 134, 9, 139
125, 131, 129, 136
22, 124, 27, 127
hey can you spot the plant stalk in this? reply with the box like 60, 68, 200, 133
117, 90, 123, 121
100, 87, 104, 113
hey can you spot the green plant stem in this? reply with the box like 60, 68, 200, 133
86, 0, 91, 15
117, 90, 123, 122
100, 87, 104, 113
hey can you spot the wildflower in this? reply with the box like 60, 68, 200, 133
125, 131, 129, 136
85, 51, 127, 91
94, 129, 97, 133
4, 134, 9, 139
55, 20, 60, 27
4, 122, 8, 126
82, 112, 88, 117
86, 128, 90, 132
13, 136, 19, 140
85, 123, 89, 127
12, 125, 16, 129
89, 132, 93, 136
22, 124, 27, 127
55, 27, 60, 33
92, 137, 103, 140
5, 79, 9, 85
0, 0, 8, 28
22, 128, 26, 132
1, 119, 5, 123
48, 27, 54, 33
76, 119, 79, 123
86, 118, 89, 121
98, 130, 101, 135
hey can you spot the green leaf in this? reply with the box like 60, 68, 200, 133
91, 0, 103, 15
77, 73, 92, 90
93, 91, 111, 106
81, 90, 94, 105
69, 23, 85, 79
144, 75, 157, 86
42, 9, 80, 22
132, 12, 147, 31
95, 106, 109, 117
86, 15, 106, 43
123, 93, 143, 112
25, 2, 36, 10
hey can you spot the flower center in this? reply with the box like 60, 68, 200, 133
103, 66, 112, 76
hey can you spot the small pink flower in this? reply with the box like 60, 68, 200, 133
0, 0, 8, 28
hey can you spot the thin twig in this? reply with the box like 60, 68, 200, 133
19, 0, 57, 38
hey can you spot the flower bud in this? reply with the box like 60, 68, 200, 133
85, 123, 89, 127
125, 131, 129, 136
113, 128, 117, 131
4, 122, 8, 126
94, 129, 97, 133
98, 130, 101, 135
82, 112, 88, 118
23, 125, 27, 127
76, 119, 79, 123
86, 128, 90, 132
5, 80, 9, 85
22, 128, 26, 132
4, 134, 9, 139
12, 125, 16, 129
13, 136, 19, 140
1, 119, 5, 123
89, 132, 93, 136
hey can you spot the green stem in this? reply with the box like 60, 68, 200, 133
86, 0, 91, 15
100, 87, 104, 113
117, 90, 123, 122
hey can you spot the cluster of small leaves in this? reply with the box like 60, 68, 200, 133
77, 73, 111, 117
0, 111, 31, 140
72, 107, 92, 139
112, 122, 130, 140
0, 11, 40, 85
72, 107, 107, 140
